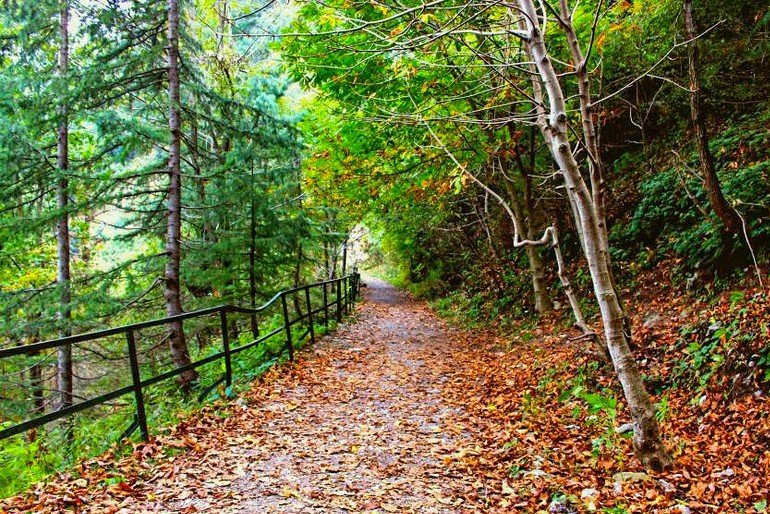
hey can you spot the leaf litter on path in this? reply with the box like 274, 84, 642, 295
3, 278, 768, 513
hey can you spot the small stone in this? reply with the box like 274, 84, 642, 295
525, 469, 553, 478
658, 479, 676, 493
712, 467, 735, 478
549, 499, 577, 514
643, 313, 663, 329
612, 472, 652, 484
581, 488, 598, 512
671, 505, 691, 514
615, 422, 634, 434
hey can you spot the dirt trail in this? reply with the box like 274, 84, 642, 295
7, 278, 770, 513
60, 278, 492, 513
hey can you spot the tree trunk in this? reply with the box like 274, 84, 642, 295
557, 0, 628, 326
510, 134, 552, 314
503, 178, 551, 313
684, 0, 742, 234
292, 243, 303, 318
56, 0, 73, 412
525, 237, 549, 313
249, 163, 259, 339
166, 0, 196, 390
341, 239, 348, 276
517, 0, 671, 470
323, 241, 330, 279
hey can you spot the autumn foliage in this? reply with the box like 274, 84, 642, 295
3, 280, 768, 513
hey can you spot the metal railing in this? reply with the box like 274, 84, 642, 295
0, 272, 361, 443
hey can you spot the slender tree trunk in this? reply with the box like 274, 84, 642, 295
30, 187, 46, 436
30, 349, 44, 412
292, 156, 305, 317
249, 163, 259, 338
323, 241, 330, 279
557, 0, 628, 326
56, 0, 73, 412
508, 136, 552, 314
517, 0, 671, 470
520, 150, 551, 314
525, 235, 549, 312
524, 225, 550, 314
166, 0, 196, 390
329, 250, 338, 280
503, 177, 551, 313
292, 243, 303, 318
684, 0, 742, 234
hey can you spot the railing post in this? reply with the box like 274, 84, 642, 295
356, 272, 361, 301
304, 286, 315, 344
126, 330, 149, 441
250, 312, 259, 340
281, 292, 294, 361
220, 309, 232, 388
344, 275, 349, 314
323, 282, 329, 326
336, 279, 343, 322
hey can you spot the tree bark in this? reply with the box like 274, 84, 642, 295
517, 0, 672, 470
292, 243, 304, 318
510, 132, 552, 314
56, 0, 73, 412
557, 0, 628, 325
503, 174, 551, 313
166, 0, 196, 390
684, 0, 742, 234
249, 162, 259, 339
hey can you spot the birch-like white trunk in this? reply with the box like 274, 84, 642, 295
516, 0, 672, 470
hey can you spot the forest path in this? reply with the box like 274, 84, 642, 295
91, 278, 494, 513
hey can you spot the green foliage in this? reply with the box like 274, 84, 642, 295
0, 0, 768, 499
0, 0, 356, 498
602, 507, 631, 514
612, 110, 770, 272
0, 433, 62, 498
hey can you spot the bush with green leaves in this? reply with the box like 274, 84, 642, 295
611, 111, 770, 273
